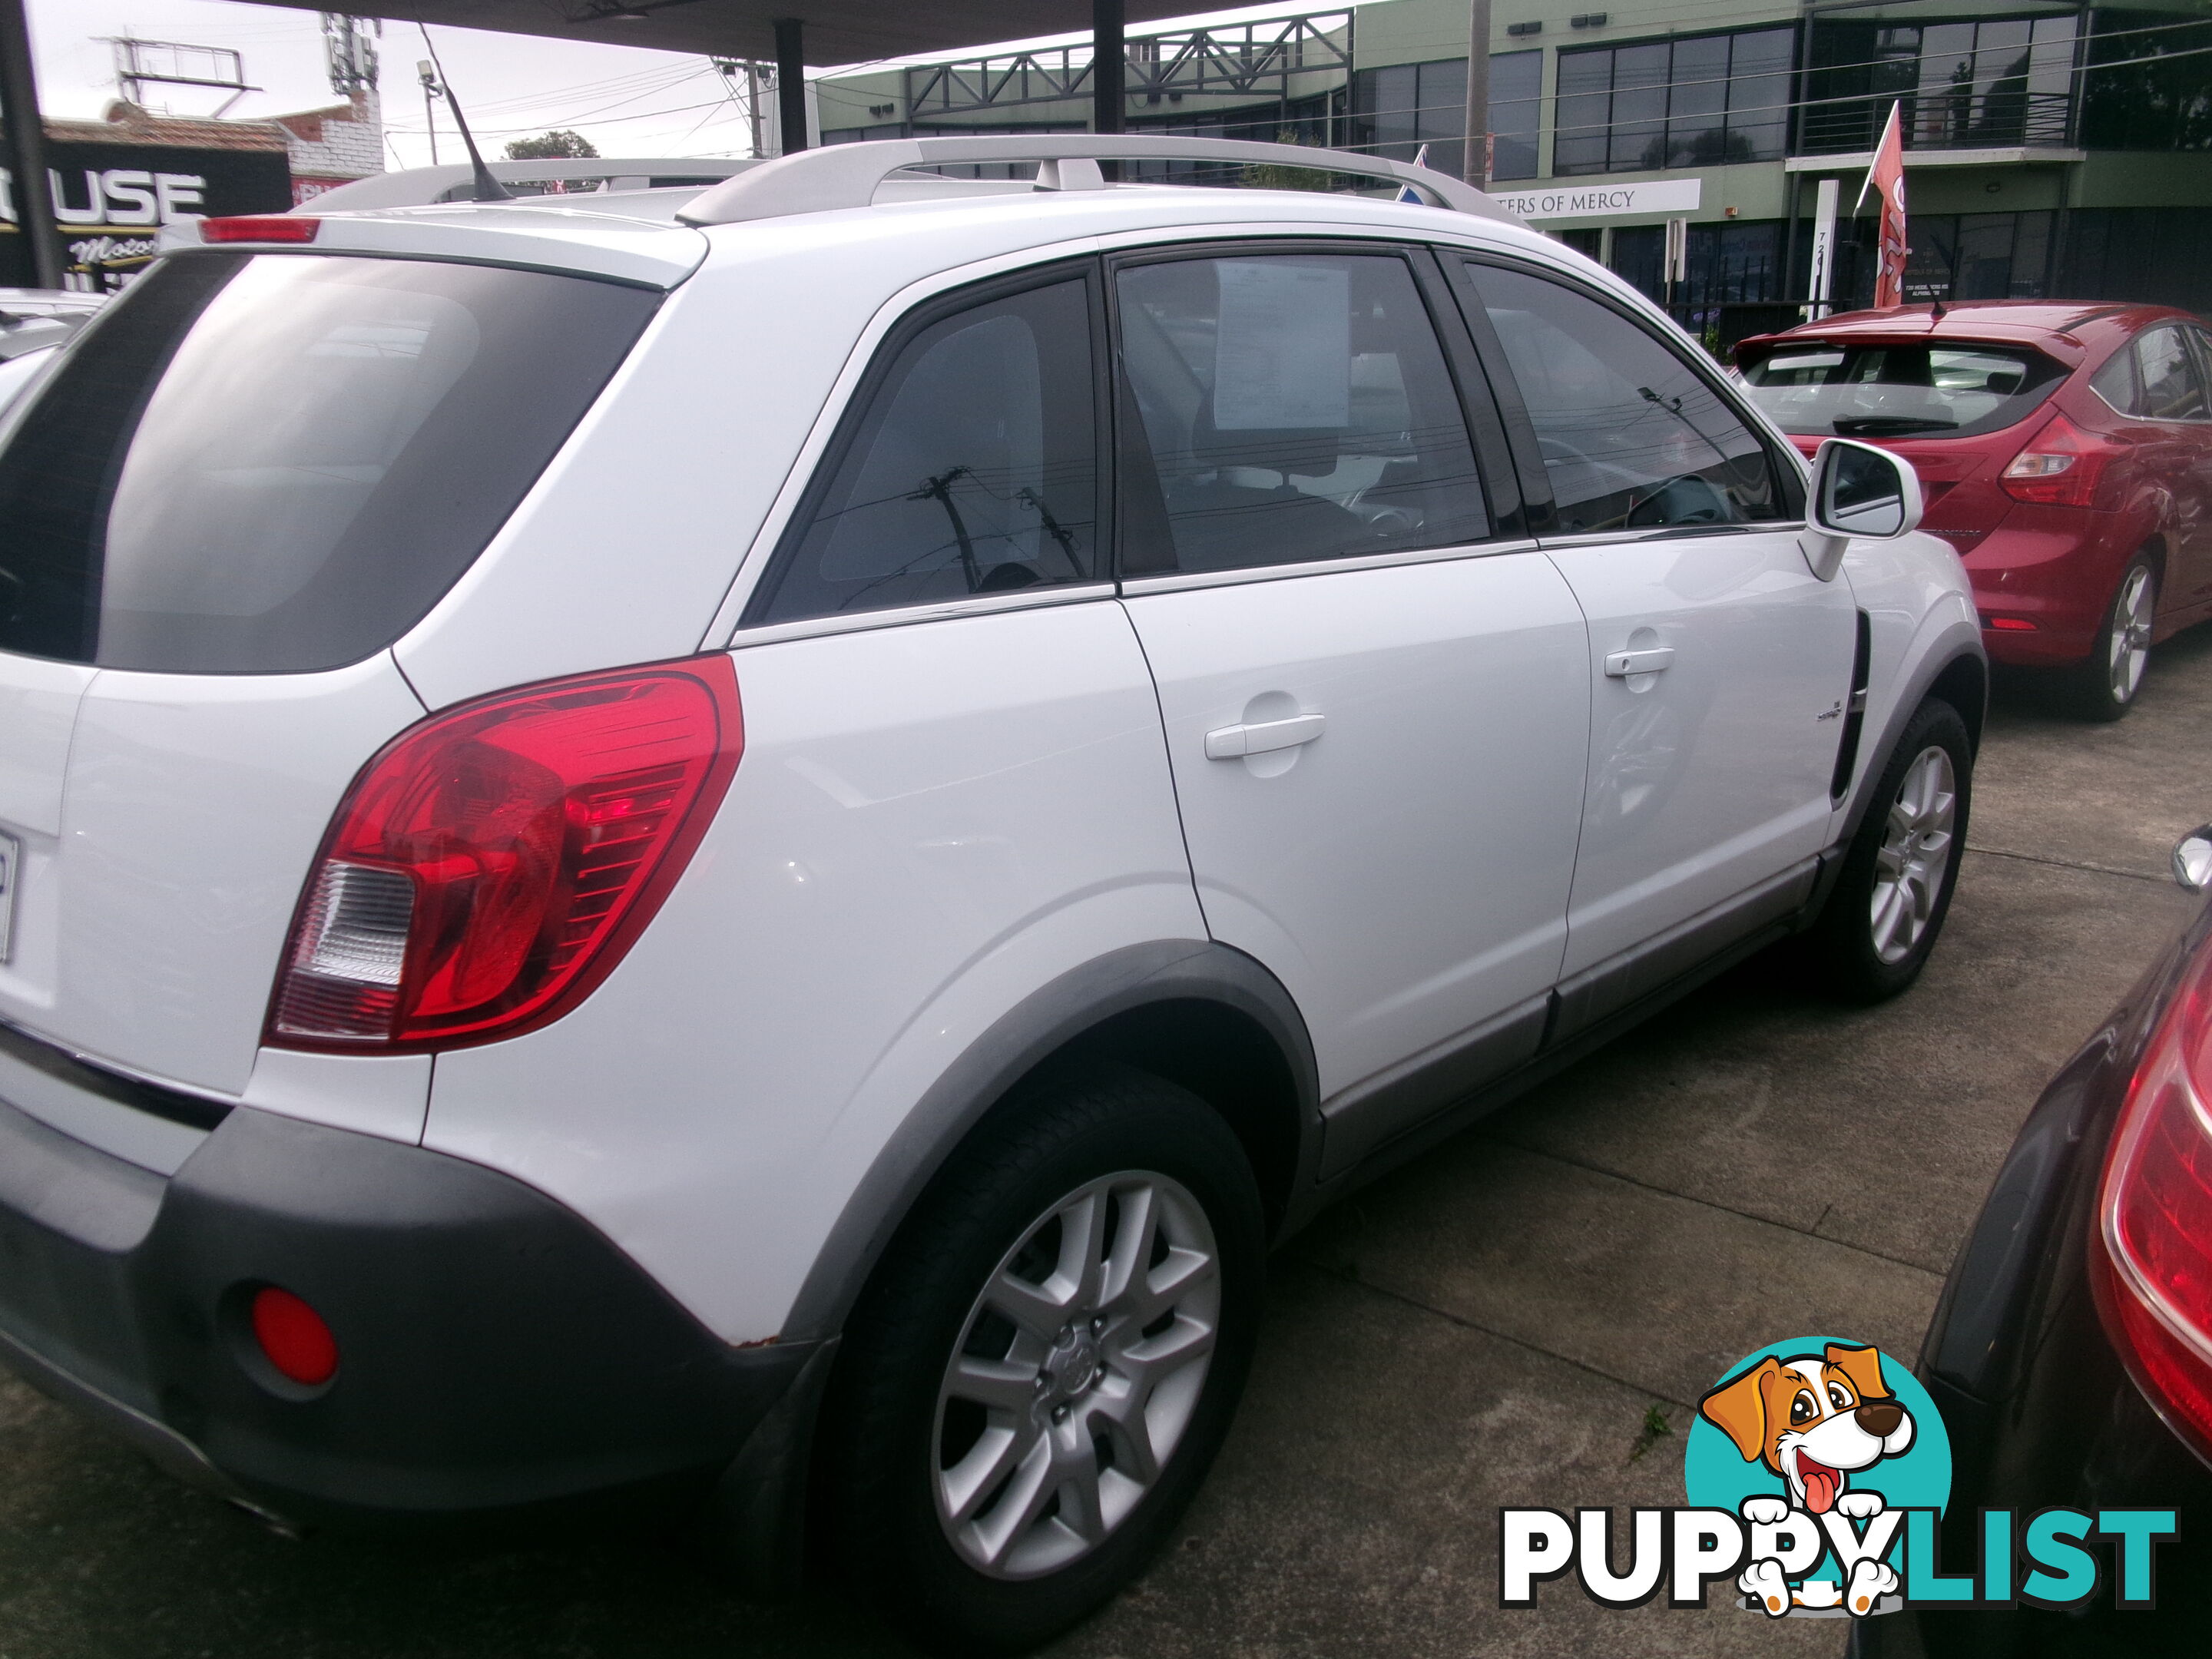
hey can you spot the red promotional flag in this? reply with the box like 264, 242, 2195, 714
1857, 102, 1909, 308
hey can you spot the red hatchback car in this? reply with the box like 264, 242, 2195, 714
1737, 302, 2212, 719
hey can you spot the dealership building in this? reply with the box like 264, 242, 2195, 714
811, 0, 2212, 320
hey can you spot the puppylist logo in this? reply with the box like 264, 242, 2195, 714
1499, 1336, 2177, 1619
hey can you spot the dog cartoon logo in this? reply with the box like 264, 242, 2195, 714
1684, 1336, 1951, 1620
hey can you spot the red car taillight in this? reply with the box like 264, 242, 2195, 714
1999, 412, 2124, 508
268, 656, 743, 1052
2094, 936, 2212, 1460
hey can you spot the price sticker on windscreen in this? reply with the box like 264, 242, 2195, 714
1212, 261, 1350, 430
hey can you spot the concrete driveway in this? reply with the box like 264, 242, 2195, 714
4, 633, 2207, 1659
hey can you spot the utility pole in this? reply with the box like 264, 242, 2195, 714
0, 0, 65, 289
773, 19, 806, 154
417, 58, 439, 164
1462, 0, 1490, 187
1093, 0, 1125, 136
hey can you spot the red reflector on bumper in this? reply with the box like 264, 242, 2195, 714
201, 216, 321, 244
250, 1286, 339, 1386
1986, 618, 2038, 632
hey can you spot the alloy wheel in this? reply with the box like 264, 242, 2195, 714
932, 1171, 1220, 1581
2109, 563, 2154, 705
1870, 745, 1957, 965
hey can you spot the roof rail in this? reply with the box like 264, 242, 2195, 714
308, 157, 763, 214
676, 134, 1515, 227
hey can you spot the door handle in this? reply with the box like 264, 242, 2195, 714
1603, 647, 1675, 677
1205, 712, 1326, 760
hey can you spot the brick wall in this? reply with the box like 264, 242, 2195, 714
274, 91, 383, 202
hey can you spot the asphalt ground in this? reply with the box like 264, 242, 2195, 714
4, 629, 2208, 1659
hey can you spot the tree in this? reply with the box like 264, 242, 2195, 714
505, 131, 598, 160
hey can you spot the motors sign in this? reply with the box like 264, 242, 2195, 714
1491, 177, 1703, 223
0, 143, 291, 290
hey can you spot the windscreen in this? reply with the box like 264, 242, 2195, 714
0, 252, 657, 674
1740, 340, 2065, 440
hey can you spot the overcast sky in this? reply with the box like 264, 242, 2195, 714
27, 0, 1354, 170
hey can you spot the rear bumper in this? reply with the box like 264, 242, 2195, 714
1957, 510, 2135, 667
0, 1087, 815, 1532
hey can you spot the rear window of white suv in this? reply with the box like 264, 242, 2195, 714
0, 251, 657, 674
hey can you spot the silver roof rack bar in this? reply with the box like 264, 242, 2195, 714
676, 134, 1515, 228
310, 157, 763, 213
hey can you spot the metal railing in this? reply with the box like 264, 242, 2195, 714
906, 13, 1352, 120
1798, 88, 2075, 154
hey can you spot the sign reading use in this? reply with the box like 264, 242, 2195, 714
0, 144, 292, 289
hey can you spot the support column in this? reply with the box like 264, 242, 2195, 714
1462, 0, 1491, 186
773, 18, 807, 154
1092, 0, 1124, 136
0, 0, 63, 290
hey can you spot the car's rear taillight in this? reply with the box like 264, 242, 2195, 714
268, 656, 743, 1052
1999, 412, 2124, 508
2094, 936, 2212, 1459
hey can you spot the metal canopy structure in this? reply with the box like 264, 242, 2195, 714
219, 1, 1221, 75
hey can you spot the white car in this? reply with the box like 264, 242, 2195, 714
0, 137, 1981, 1652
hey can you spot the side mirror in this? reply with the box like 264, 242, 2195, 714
2175, 825, 2212, 893
1800, 438, 1925, 581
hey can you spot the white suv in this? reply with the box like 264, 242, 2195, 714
0, 137, 1982, 1652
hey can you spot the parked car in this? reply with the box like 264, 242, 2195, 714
1737, 302, 2212, 721
0, 134, 1984, 1654
1856, 824, 2212, 1657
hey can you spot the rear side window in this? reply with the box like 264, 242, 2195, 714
2130, 326, 2209, 422
751, 277, 1098, 626
0, 253, 656, 674
1464, 263, 1783, 532
2089, 345, 2137, 413
1743, 340, 2065, 440
1114, 252, 1488, 575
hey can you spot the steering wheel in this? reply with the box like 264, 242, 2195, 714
1625, 474, 1732, 528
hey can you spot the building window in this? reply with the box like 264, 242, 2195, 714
1350, 57, 1466, 168
1346, 51, 1538, 180
1489, 50, 1542, 181
1803, 15, 2079, 155
1603, 220, 1786, 307
2080, 8, 2212, 153
1903, 211, 2055, 300
1553, 26, 1793, 176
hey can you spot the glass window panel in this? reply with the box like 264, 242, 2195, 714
1973, 18, 2031, 95
1416, 57, 1467, 133
761, 279, 1098, 624
1469, 263, 1781, 529
0, 253, 657, 672
2091, 346, 2137, 413
2134, 326, 2210, 421
1367, 63, 1420, 156
1116, 254, 1488, 574
1729, 27, 1796, 80
1610, 45, 1668, 172
2028, 15, 2077, 98
1554, 48, 1612, 174
1670, 35, 1729, 121
1491, 49, 1543, 180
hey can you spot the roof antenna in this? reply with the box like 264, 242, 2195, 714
1929, 293, 1947, 321
418, 27, 510, 201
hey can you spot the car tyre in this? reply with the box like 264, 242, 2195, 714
1808, 696, 1972, 1005
820, 1064, 1264, 1655
2059, 554, 2157, 722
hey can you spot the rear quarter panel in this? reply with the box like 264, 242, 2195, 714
419, 604, 1204, 1343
